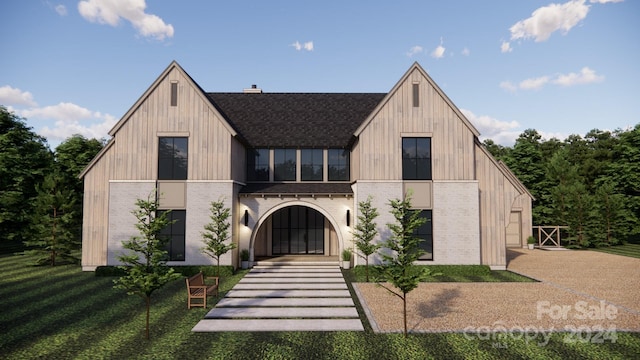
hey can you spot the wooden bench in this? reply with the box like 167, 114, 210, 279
185, 272, 219, 309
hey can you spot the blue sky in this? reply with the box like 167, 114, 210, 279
1, 0, 638, 148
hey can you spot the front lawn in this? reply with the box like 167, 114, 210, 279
346, 265, 536, 283
1, 254, 639, 359
591, 243, 640, 259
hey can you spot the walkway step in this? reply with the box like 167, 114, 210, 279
216, 297, 355, 307
226, 289, 351, 298
205, 307, 358, 319
192, 264, 363, 332
255, 261, 340, 266
232, 283, 347, 290
240, 277, 345, 283
192, 319, 364, 332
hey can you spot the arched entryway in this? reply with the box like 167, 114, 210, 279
249, 202, 342, 258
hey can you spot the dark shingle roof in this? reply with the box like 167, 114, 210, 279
207, 93, 386, 148
240, 182, 353, 195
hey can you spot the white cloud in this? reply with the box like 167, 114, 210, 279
519, 76, 550, 90
291, 41, 314, 51
78, 0, 174, 40
501, 67, 604, 91
461, 109, 522, 146
509, 0, 590, 43
461, 47, 470, 56
55, 4, 67, 16
406, 45, 424, 57
589, 0, 623, 3
552, 66, 604, 86
501, 41, 512, 53
0, 85, 38, 107
431, 38, 446, 59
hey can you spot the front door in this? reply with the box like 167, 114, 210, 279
272, 206, 325, 255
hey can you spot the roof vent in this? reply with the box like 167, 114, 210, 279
243, 84, 262, 94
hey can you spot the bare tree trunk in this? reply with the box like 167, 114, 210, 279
403, 293, 407, 337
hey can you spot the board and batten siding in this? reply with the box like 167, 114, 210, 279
81, 142, 115, 270
357, 67, 476, 181
475, 143, 532, 268
110, 68, 235, 180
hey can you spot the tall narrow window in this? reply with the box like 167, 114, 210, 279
170, 82, 178, 106
412, 83, 419, 107
274, 148, 296, 181
159, 210, 186, 261
328, 149, 349, 181
247, 148, 269, 181
402, 137, 431, 180
301, 149, 323, 181
415, 210, 433, 260
159, 137, 188, 180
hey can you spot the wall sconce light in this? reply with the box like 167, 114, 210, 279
244, 209, 249, 226
346, 210, 350, 227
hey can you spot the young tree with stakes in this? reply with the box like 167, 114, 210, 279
379, 192, 438, 337
113, 192, 181, 340
201, 198, 236, 277
352, 196, 379, 282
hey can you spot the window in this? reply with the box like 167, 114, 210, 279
402, 137, 431, 180
328, 149, 349, 181
159, 210, 186, 261
247, 148, 269, 181
412, 83, 419, 107
301, 149, 323, 181
158, 137, 188, 180
274, 148, 296, 181
415, 210, 433, 260
170, 82, 178, 106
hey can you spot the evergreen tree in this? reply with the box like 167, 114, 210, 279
592, 180, 628, 245
379, 192, 438, 337
201, 198, 236, 277
352, 196, 379, 282
113, 192, 181, 340
0, 106, 52, 248
24, 171, 77, 265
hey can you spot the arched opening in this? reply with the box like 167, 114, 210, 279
250, 202, 342, 259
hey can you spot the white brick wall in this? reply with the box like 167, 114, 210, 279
107, 181, 156, 265
431, 181, 480, 265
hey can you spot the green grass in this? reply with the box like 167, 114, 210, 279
347, 265, 536, 283
2, 254, 639, 359
590, 243, 640, 259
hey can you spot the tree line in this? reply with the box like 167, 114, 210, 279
484, 126, 640, 247
0, 106, 104, 262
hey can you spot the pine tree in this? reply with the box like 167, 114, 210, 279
24, 171, 77, 265
201, 198, 236, 277
379, 192, 438, 337
113, 192, 181, 340
352, 196, 380, 282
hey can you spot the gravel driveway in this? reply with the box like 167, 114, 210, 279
353, 249, 640, 333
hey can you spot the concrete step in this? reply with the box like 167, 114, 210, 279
232, 283, 347, 290
240, 277, 345, 283
254, 261, 340, 266
226, 289, 351, 298
216, 297, 355, 307
192, 319, 364, 332
250, 268, 341, 273
205, 307, 359, 319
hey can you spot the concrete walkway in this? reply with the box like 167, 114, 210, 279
192, 263, 364, 332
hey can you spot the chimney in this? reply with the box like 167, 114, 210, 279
243, 84, 262, 94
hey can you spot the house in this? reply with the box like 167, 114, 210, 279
79, 61, 533, 272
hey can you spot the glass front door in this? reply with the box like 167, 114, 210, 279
272, 206, 324, 255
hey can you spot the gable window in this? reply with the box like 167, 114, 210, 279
247, 148, 270, 181
412, 83, 419, 107
274, 148, 296, 181
328, 149, 349, 181
402, 137, 431, 180
158, 137, 188, 180
159, 210, 186, 261
170, 82, 178, 106
415, 210, 433, 260
301, 149, 323, 181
